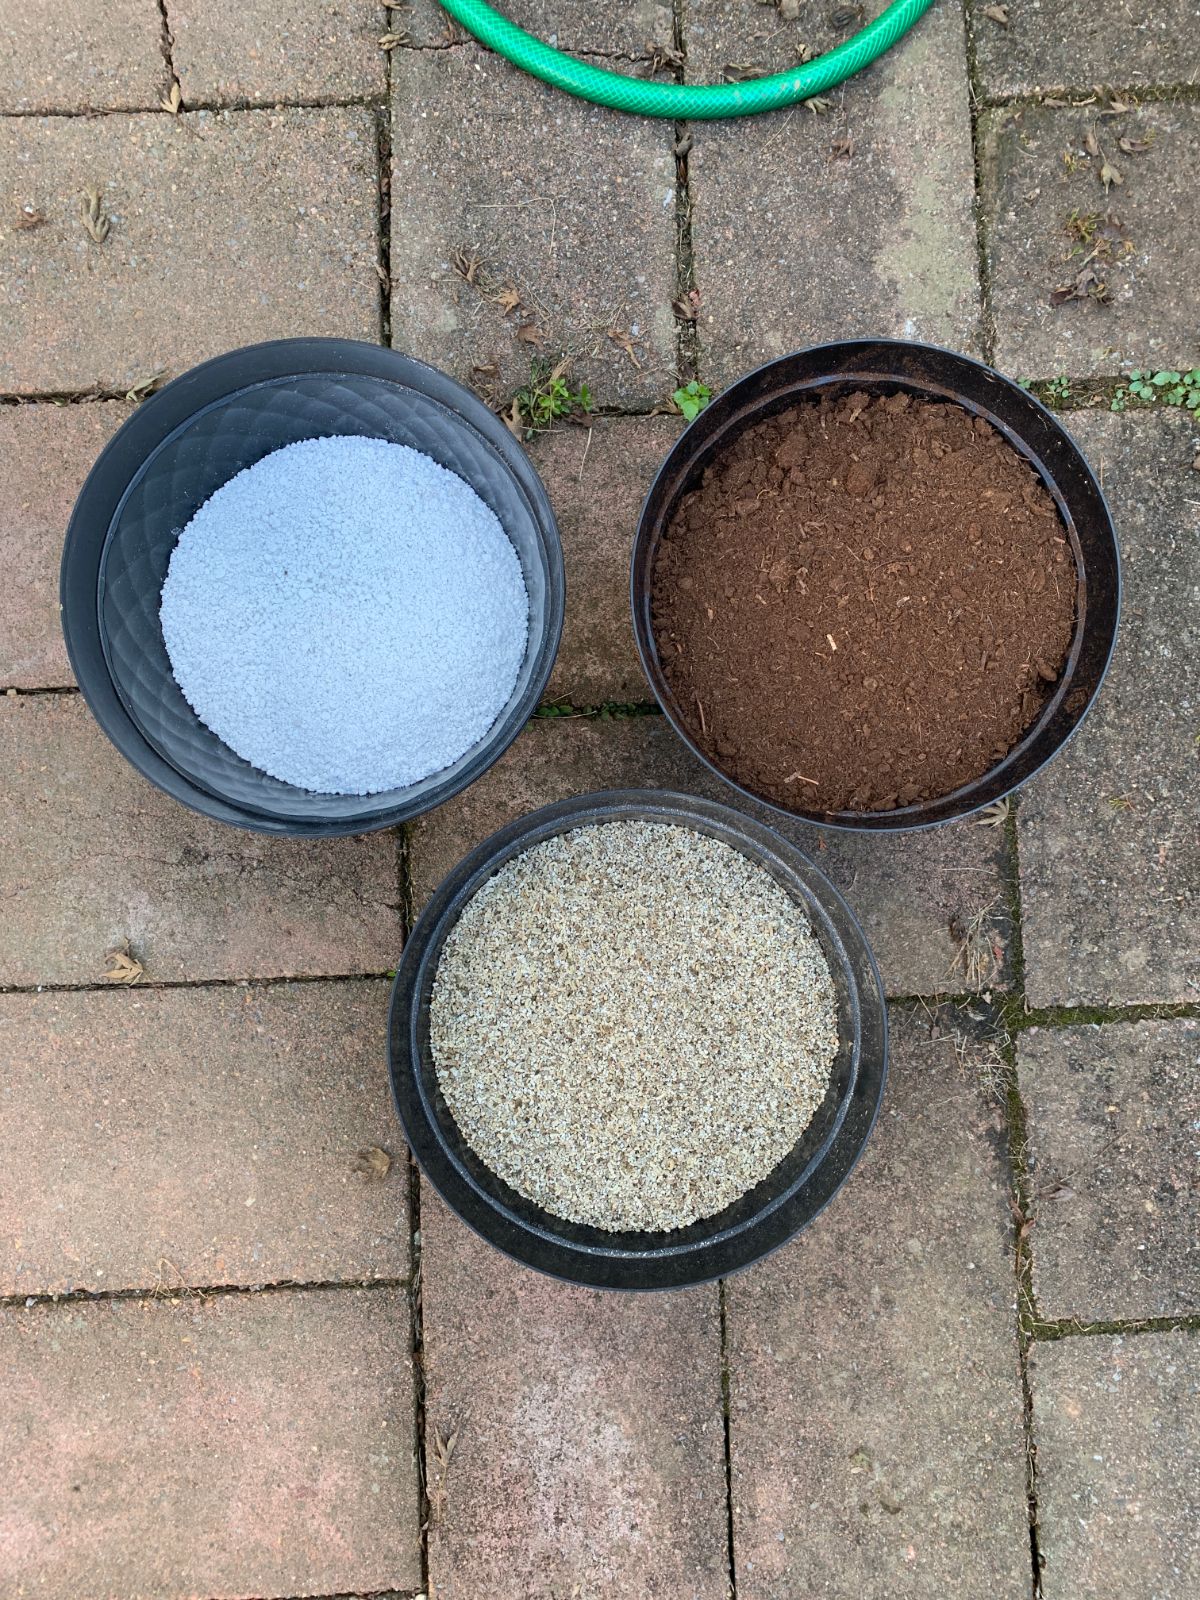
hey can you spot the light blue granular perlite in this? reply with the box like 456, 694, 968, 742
160, 435, 528, 795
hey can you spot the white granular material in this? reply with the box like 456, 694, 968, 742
430, 820, 839, 1232
159, 435, 528, 794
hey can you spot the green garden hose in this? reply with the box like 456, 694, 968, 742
436, 0, 937, 119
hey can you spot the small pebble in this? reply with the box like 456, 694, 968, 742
431, 820, 839, 1232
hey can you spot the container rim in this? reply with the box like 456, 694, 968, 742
60, 337, 565, 837
631, 336, 1123, 833
388, 788, 889, 1290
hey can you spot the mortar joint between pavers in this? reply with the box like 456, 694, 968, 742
959, 0, 999, 366
1028, 1311, 1200, 1343
717, 1277, 739, 1600
980, 81, 1200, 114
532, 698, 663, 722
154, 0, 182, 103
406, 1154, 432, 1594
670, 0, 701, 387
0, 970, 401, 999
1, 1272, 414, 1314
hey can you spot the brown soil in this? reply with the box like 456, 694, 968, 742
651, 391, 1077, 813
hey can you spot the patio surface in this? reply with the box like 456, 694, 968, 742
1, 2, 1197, 1596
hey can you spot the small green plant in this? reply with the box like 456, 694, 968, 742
1111, 368, 1200, 413
673, 379, 712, 421
1045, 375, 1072, 404
513, 359, 593, 433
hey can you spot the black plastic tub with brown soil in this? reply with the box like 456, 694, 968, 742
649, 389, 1080, 817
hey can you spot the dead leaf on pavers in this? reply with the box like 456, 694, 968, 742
1099, 159, 1124, 193
804, 95, 833, 114
351, 1146, 393, 1180
1118, 135, 1154, 154
975, 798, 1011, 827
648, 41, 685, 73
451, 246, 486, 287
831, 133, 856, 159
493, 284, 522, 317
672, 295, 699, 322
1051, 263, 1109, 306
125, 370, 168, 403
502, 397, 524, 440
160, 81, 183, 114
379, 30, 410, 49
607, 328, 643, 369
981, 3, 1009, 25
1084, 126, 1101, 157
100, 941, 143, 984
81, 186, 110, 245
14, 205, 46, 230
516, 323, 544, 346
830, 3, 865, 26
723, 62, 767, 83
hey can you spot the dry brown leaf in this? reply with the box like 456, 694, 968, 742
1118, 135, 1152, 154
125, 370, 167, 402
493, 284, 522, 316
672, 295, 698, 322
351, 1146, 392, 1180
516, 323, 543, 345
502, 397, 524, 439
82, 186, 110, 244
160, 81, 182, 114
1043, 96, 1070, 108
607, 328, 643, 369
830, 133, 856, 158
1084, 126, 1101, 157
100, 942, 143, 984
15, 206, 47, 230
982, 3, 1009, 24
1099, 160, 1123, 192
379, 31, 409, 49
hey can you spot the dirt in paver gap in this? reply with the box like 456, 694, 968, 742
652, 392, 1077, 813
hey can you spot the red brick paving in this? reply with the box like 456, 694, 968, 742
0, 981, 408, 1297
0, 1287, 421, 1599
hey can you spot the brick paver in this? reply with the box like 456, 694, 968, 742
389, 44, 676, 406
0, 401, 130, 689
169, 0, 388, 108
687, 0, 981, 389
530, 414, 680, 706
727, 1012, 1029, 1599
969, 0, 1200, 99
0, 1287, 421, 1599
0, 0, 166, 115
0, 695, 401, 985
403, 0, 675, 53
409, 713, 1010, 997
0, 107, 379, 395
1017, 411, 1198, 1007
1031, 1331, 1200, 1600
1018, 1019, 1199, 1324
0, 981, 408, 1297
983, 102, 1200, 377
421, 1193, 727, 1600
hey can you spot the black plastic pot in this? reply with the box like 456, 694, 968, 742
61, 338, 564, 836
388, 789, 887, 1290
632, 339, 1122, 831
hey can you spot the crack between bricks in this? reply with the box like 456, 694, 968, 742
979, 81, 1200, 112
671, 0, 700, 387
961, 0, 998, 365
1030, 1312, 1200, 1341
718, 1278, 739, 1600
154, 0, 182, 103
0, 1273, 413, 1312
0, 972, 397, 998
